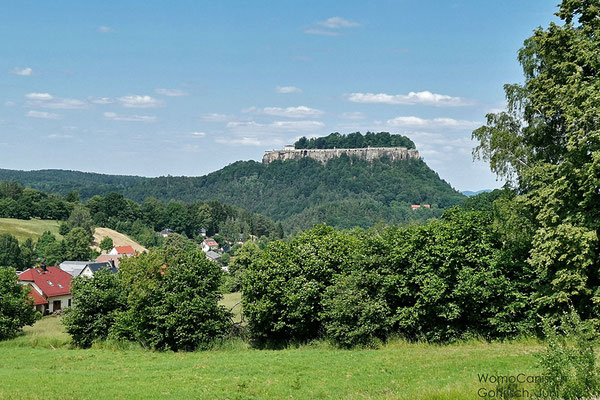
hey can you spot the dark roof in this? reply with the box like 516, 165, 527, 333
85, 262, 118, 274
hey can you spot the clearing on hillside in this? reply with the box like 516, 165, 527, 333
0, 218, 62, 242
92, 227, 147, 253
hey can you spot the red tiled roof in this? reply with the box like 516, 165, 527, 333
203, 239, 218, 246
19, 267, 72, 297
114, 246, 136, 255
27, 286, 48, 305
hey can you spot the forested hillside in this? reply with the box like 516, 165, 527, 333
0, 155, 464, 231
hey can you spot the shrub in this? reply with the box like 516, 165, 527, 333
242, 225, 362, 345
536, 311, 600, 399
118, 250, 232, 351
0, 267, 38, 340
321, 271, 390, 348
63, 268, 127, 347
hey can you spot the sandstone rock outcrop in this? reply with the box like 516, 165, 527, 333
262, 147, 420, 164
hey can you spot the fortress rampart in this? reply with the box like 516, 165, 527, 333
262, 146, 420, 164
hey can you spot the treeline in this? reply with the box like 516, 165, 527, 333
242, 196, 536, 347
0, 229, 95, 269
0, 181, 281, 249
84, 193, 281, 244
0, 181, 73, 220
294, 132, 415, 149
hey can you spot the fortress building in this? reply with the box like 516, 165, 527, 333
262, 146, 420, 165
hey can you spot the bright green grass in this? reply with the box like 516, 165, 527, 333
0, 316, 545, 400
0, 217, 62, 242
221, 291, 243, 324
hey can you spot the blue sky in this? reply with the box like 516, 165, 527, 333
0, 1, 559, 191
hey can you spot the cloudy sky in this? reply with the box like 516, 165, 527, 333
1, 1, 558, 191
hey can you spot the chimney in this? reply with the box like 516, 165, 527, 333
108, 259, 116, 269
41, 262, 47, 272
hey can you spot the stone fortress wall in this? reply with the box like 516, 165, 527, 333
262, 146, 420, 164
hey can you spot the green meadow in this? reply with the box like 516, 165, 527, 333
0, 217, 62, 242
0, 316, 545, 400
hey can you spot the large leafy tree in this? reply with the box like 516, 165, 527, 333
0, 267, 38, 340
473, 0, 600, 322
0, 234, 22, 269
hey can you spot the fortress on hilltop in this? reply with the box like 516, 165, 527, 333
262, 145, 420, 165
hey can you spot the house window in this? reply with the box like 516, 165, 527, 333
57, 283, 63, 288
47, 280, 54, 286
68, 299, 71, 307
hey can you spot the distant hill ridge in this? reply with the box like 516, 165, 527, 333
0, 132, 465, 231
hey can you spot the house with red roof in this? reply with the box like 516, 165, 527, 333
18, 265, 72, 315
109, 246, 137, 257
201, 238, 219, 253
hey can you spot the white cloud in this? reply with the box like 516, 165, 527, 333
317, 17, 360, 29
347, 91, 471, 107
276, 86, 302, 94
4, 101, 16, 107
191, 131, 206, 137
155, 88, 188, 97
387, 116, 480, 129
244, 105, 324, 118
103, 112, 157, 122
216, 137, 263, 146
90, 97, 113, 104
223, 119, 324, 147
12, 67, 33, 76
118, 95, 162, 108
27, 110, 60, 120
98, 26, 114, 33
26, 93, 53, 100
199, 113, 231, 122
305, 17, 360, 36
41, 99, 88, 109
25, 93, 89, 109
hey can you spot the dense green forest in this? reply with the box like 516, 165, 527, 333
0, 155, 464, 232
294, 131, 415, 149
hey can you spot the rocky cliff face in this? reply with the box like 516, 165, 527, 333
262, 147, 420, 164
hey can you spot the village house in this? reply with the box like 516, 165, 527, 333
202, 238, 219, 253
79, 261, 118, 278
109, 245, 136, 257
18, 265, 72, 315
59, 261, 91, 277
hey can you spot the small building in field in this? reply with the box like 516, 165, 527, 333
202, 238, 219, 253
199, 228, 207, 237
109, 246, 136, 257
79, 261, 118, 278
18, 266, 72, 315
411, 204, 431, 210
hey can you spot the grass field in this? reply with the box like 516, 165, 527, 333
0, 217, 62, 242
0, 316, 546, 400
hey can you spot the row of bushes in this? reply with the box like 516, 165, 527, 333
242, 209, 536, 347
